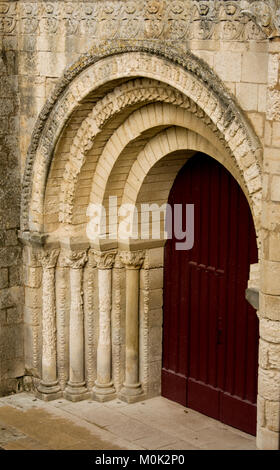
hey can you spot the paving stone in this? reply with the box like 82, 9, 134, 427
0, 393, 257, 450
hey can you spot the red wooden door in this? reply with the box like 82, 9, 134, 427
162, 153, 259, 436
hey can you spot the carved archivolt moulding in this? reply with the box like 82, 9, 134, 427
21, 44, 262, 235
59, 78, 238, 225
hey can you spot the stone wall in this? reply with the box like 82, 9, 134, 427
257, 38, 280, 450
0, 6, 24, 396
0, 0, 280, 450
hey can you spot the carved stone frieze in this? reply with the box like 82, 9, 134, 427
2, 1, 277, 38
241, 0, 280, 39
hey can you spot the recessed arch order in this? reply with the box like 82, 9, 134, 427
21, 42, 263, 239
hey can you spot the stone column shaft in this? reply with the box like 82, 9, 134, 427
55, 262, 68, 391
64, 250, 89, 402
84, 250, 97, 389
96, 269, 112, 384
93, 250, 116, 402
125, 268, 140, 386
37, 249, 62, 401
69, 268, 84, 384
119, 251, 145, 403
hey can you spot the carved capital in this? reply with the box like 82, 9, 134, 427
92, 250, 117, 269
119, 250, 145, 269
39, 249, 60, 269
63, 250, 88, 269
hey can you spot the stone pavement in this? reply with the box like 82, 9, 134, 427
0, 393, 256, 450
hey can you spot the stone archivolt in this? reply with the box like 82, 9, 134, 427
22, 47, 262, 236
59, 79, 234, 225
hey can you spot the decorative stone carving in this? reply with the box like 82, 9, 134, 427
241, 1, 280, 39
41, 2, 60, 34
80, 4, 98, 36
36, 249, 62, 401
92, 250, 117, 401
60, 80, 188, 223
8, 1, 278, 39
55, 255, 69, 390
63, 250, 87, 269
60, 80, 202, 222
22, 47, 262, 234
119, 251, 145, 270
63, 250, 89, 401
63, 2, 80, 35
0, 2, 17, 34
111, 255, 124, 391
83, 249, 97, 389
139, 268, 150, 393
119, 251, 145, 402
92, 250, 116, 270
21, 3, 39, 34
39, 249, 59, 270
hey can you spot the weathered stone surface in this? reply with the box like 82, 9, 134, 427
0, 0, 280, 451
257, 426, 280, 451
9, 265, 22, 287
259, 293, 280, 321
265, 400, 280, 432
0, 287, 23, 311
271, 175, 280, 202
259, 339, 280, 369
241, 52, 268, 84
0, 247, 21, 268
258, 369, 280, 402
257, 395, 266, 428
23, 265, 42, 288
0, 324, 24, 360
0, 268, 8, 289
140, 268, 163, 290
261, 260, 280, 296
260, 318, 280, 344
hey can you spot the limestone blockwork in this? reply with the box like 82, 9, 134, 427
0, 0, 280, 451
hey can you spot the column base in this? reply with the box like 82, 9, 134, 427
64, 381, 90, 402
92, 381, 116, 402
119, 383, 144, 403
36, 381, 63, 401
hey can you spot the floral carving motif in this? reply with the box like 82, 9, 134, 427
93, 250, 117, 270
63, 250, 88, 269
39, 249, 59, 269
119, 251, 145, 269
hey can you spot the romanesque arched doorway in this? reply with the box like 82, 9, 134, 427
162, 153, 259, 436
20, 45, 265, 444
